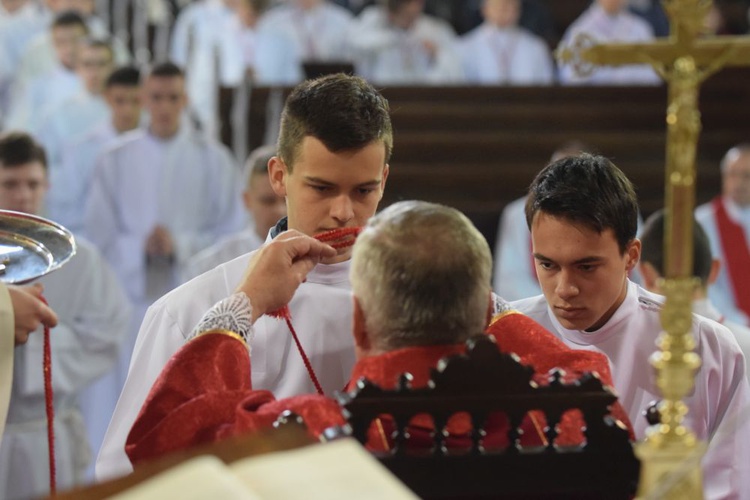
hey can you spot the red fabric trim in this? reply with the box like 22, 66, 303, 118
713, 197, 750, 318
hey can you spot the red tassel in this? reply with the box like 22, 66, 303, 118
40, 296, 56, 495
267, 227, 362, 395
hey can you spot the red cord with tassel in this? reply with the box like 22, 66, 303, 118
40, 296, 56, 495
267, 227, 361, 395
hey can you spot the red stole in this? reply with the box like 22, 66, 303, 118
713, 197, 750, 318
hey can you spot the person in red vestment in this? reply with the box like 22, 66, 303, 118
125, 201, 633, 465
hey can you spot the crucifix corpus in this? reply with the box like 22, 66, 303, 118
558, 1, 750, 498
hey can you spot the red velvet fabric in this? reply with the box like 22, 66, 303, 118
126, 314, 634, 466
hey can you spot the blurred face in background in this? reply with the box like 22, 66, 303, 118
723, 149, 750, 207
244, 172, 287, 239
597, 0, 627, 15
77, 44, 114, 94
0, 162, 48, 216
105, 84, 141, 133
389, 0, 425, 30
143, 75, 187, 139
1, 0, 29, 14
482, 0, 520, 29
51, 24, 87, 70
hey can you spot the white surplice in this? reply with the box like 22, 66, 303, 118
46, 121, 119, 235
512, 281, 750, 500
347, 6, 464, 85
180, 227, 264, 283
492, 196, 541, 301
694, 297, 750, 384
36, 92, 109, 174
559, 4, 660, 85
169, 0, 244, 135
255, 1, 354, 85
96, 247, 355, 481
0, 239, 130, 500
460, 24, 554, 85
5, 66, 82, 133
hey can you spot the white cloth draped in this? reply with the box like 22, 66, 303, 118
512, 281, 750, 500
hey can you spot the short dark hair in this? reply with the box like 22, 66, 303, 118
386, 0, 420, 13
0, 132, 48, 171
525, 153, 639, 253
51, 10, 88, 31
277, 74, 393, 172
106, 66, 141, 88
147, 61, 184, 79
639, 209, 713, 284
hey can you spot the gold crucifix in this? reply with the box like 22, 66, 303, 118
559, 1, 750, 498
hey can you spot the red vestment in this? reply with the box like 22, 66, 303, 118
125, 311, 633, 466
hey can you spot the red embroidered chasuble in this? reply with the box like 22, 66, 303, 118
125, 314, 634, 466
713, 197, 750, 318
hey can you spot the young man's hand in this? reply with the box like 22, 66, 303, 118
8, 283, 58, 345
235, 231, 337, 322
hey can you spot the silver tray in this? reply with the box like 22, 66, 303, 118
0, 210, 76, 284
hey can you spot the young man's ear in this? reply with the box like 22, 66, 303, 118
626, 239, 642, 272
268, 156, 288, 198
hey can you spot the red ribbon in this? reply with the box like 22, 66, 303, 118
267, 227, 362, 395
40, 296, 56, 495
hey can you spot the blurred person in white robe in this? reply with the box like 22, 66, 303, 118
696, 144, 750, 326
36, 37, 115, 177
84, 63, 244, 426
255, 0, 354, 85
48, 66, 141, 236
639, 209, 750, 383
0, 283, 58, 447
348, 0, 464, 85
13, 0, 129, 93
181, 144, 286, 282
235, 0, 273, 81
558, 0, 660, 85
0, 132, 130, 499
5, 10, 87, 133
169, 0, 245, 136
460, 0, 553, 85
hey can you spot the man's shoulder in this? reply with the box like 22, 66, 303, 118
695, 200, 715, 223
510, 294, 548, 317
154, 250, 258, 332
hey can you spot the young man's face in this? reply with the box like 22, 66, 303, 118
482, 0, 520, 28
51, 24, 86, 70
0, 162, 48, 215
105, 84, 141, 133
723, 150, 750, 207
597, 0, 627, 15
77, 45, 114, 95
269, 136, 389, 264
143, 75, 187, 139
531, 212, 640, 331
243, 172, 287, 239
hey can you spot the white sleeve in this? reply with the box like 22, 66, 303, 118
493, 199, 540, 301
95, 300, 186, 480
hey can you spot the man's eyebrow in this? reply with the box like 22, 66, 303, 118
304, 177, 382, 187
533, 253, 603, 265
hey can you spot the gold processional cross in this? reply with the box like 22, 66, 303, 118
558, 1, 750, 498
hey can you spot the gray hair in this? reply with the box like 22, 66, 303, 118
721, 143, 750, 173
351, 201, 492, 351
